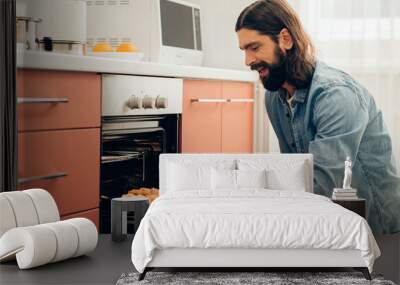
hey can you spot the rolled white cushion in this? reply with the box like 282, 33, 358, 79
63, 218, 98, 257
42, 221, 79, 263
0, 192, 39, 227
23, 189, 60, 224
0, 218, 97, 269
0, 196, 17, 238
0, 226, 57, 269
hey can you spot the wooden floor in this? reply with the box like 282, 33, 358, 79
0, 234, 134, 285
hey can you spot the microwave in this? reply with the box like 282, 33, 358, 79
87, 0, 203, 66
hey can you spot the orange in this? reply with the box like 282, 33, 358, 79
116, 42, 138, 52
92, 42, 113, 52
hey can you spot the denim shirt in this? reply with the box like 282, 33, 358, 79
265, 61, 400, 234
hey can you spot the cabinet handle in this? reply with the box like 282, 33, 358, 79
18, 172, 68, 184
17, 98, 69, 104
190, 98, 227, 103
227, 98, 254, 103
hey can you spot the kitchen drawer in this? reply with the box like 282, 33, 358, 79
61, 208, 99, 231
17, 69, 101, 131
18, 128, 100, 216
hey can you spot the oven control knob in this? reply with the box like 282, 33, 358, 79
127, 95, 141, 109
142, 96, 155, 109
155, 96, 168, 109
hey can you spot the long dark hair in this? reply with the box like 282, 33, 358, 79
236, 0, 316, 89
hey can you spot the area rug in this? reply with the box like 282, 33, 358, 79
116, 271, 396, 285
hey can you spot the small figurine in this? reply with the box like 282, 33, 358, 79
332, 157, 357, 199
342, 156, 353, 189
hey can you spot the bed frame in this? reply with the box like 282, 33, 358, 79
138, 154, 372, 281
139, 248, 371, 280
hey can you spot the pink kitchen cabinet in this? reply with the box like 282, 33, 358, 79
221, 81, 253, 153
17, 69, 100, 221
181, 80, 222, 153
18, 129, 100, 216
181, 80, 254, 153
17, 69, 100, 131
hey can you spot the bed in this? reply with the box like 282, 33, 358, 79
131, 154, 380, 280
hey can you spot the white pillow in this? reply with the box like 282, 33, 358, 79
238, 159, 307, 191
236, 169, 267, 189
266, 163, 306, 191
167, 162, 212, 191
211, 168, 236, 190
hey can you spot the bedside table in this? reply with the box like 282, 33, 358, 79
332, 198, 367, 219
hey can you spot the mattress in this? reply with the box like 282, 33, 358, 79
131, 189, 380, 273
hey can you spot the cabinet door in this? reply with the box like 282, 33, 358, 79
18, 129, 100, 216
222, 82, 254, 153
17, 69, 101, 131
181, 80, 222, 153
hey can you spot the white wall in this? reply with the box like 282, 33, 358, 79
190, 0, 254, 70
85, 0, 253, 70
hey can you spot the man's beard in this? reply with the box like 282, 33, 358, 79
251, 46, 286, 92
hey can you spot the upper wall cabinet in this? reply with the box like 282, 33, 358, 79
181, 80, 254, 153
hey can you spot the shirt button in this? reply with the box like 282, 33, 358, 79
286, 113, 290, 118
291, 143, 296, 148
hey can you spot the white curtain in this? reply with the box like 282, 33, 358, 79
262, 0, 400, 168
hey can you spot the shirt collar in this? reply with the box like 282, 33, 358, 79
293, 88, 308, 103
277, 87, 309, 105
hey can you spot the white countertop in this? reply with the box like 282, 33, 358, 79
17, 50, 259, 83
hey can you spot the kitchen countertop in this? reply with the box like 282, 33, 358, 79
17, 50, 259, 83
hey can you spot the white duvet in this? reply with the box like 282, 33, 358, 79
131, 189, 380, 273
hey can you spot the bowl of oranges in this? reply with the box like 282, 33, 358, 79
88, 42, 144, 61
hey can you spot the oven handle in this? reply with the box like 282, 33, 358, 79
18, 172, 68, 184
102, 127, 163, 135
102, 127, 165, 138
17, 97, 69, 104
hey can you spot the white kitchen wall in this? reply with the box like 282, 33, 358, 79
85, 0, 254, 69
189, 0, 254, 70
17, 0, 87, 42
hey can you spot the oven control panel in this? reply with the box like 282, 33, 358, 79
102, 74, 182, 116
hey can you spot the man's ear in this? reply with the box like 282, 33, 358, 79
279, 28, 293, 51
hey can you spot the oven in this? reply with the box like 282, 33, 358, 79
100, 75, 182, 233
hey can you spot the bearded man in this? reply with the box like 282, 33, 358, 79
236, 0, 400, 235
